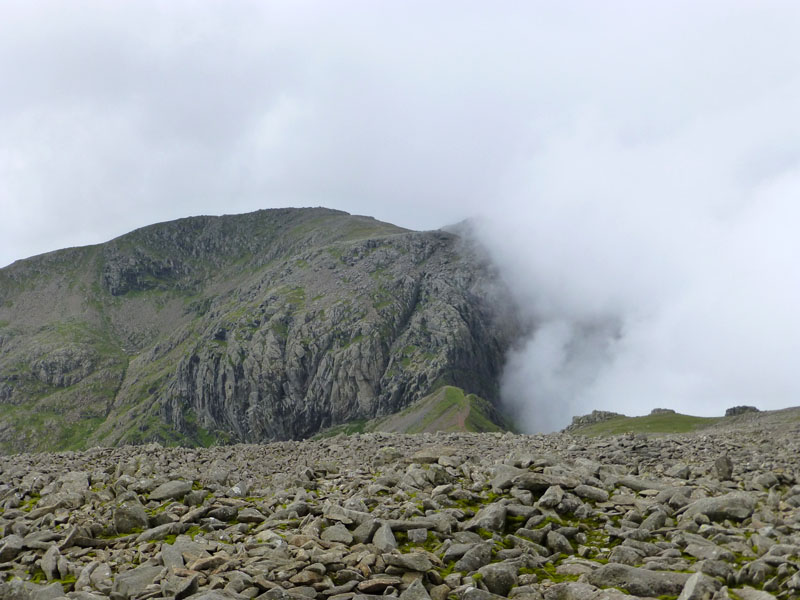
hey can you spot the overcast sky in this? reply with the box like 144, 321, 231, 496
2, 1, 800, 429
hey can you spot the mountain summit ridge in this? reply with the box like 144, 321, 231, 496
0, 207, 516, 453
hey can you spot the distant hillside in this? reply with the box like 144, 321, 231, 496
563, 405, 800, 437
0, 208, 518, 453
565, 411, 721, 436
315, 385, 512, 437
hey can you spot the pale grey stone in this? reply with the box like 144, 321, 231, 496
40, 544, 61, 580
573, 484, 609, 502
546, 530, 573, 555
399, 579, 431, 600
373, 523, 397, 553
321, 523, 354, 544
490, 465, 527, 491
477, 561, 518, 596
681, 492, 757, 522
30, 582, 65, 600
714, 455, 733, 481
454, 542, 492, 572
384, 552, 432, 572
351, 518, 380, 544
111, 565, 164, 599
135, 521, 188, 543
149, 480, 192, 501
462, 587, 507, 600
466, 503, 506, 532
237, 507, 265, 523
678, 572, 720, 600
0, 534, 25, 561
587, 563, 690, 597
542, 582, 630, 599
734, 587, 779, 600
114, 500, 148, 534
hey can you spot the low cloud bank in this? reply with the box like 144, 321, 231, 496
473, 122, 800, 432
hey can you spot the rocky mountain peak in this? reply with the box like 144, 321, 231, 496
0, 208, 517, 453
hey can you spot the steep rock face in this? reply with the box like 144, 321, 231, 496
149, 230, 510, 443
0, 208, 518, 452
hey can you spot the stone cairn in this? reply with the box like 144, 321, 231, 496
1, 413, 799, 600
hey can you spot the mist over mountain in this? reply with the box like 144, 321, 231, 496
0, 208, 518, 454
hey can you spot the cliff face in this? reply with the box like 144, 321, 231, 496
0, 208, 517, 453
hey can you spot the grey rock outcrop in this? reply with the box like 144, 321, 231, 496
564, 410, 623, 432
0, 208, 518, 453
725, 406, 760, 417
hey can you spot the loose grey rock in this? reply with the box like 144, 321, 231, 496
477, 561, 518, 596
680, 492, 757, 522
678, 572, 720, 600
587, 563, 690, 597
542, 582, 630, 600
490, 465, 527, 491
733, 588, 780, 600
69, 592, 109, 600
29, 583, 65, 600
114, 499, 149, 534
466, 503, 506, 532
538, 485, 564, 509
112, 565, 164, 599
546, 530, 574, 555
183, 591, 247, 600
408, 528, 428, 543
461, 587, 508, 600
135, 521, 188, 543
0, 534, 25, 562
373, 523, 397, 553
352, 519, 380, 544
455, 543, 492, 572
357, 576, 403, 594
321, 523, 354, 544
666, 463, 691, 479
384, 552, 433, 572
237, 507, 265, 523
573, 484, 609, 503
160, 542, 185, 569
0, 405, 798, 600
714, 455, 734, 480
399, 579, 431, 600
149, 480, 193, 501
40, 544, 61, 580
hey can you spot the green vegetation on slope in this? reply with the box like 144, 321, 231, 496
571, 412, 722, 436
315, 385, 508, 438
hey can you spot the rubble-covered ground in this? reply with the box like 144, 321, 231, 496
1, 409, 799, 600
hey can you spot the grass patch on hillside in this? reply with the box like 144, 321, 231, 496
381, 386, 506, 434
312, 419, 368, 439
312, 385, 508, 438
465, 395, 505, 433
405, 386, 464, 433
572, 413, 722, 436
0, 403, 104, 453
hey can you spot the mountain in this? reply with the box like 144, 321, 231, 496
0, 208, 517, 453
315, 385, 512, 437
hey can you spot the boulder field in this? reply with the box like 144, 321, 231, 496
1, 414, 799, 599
